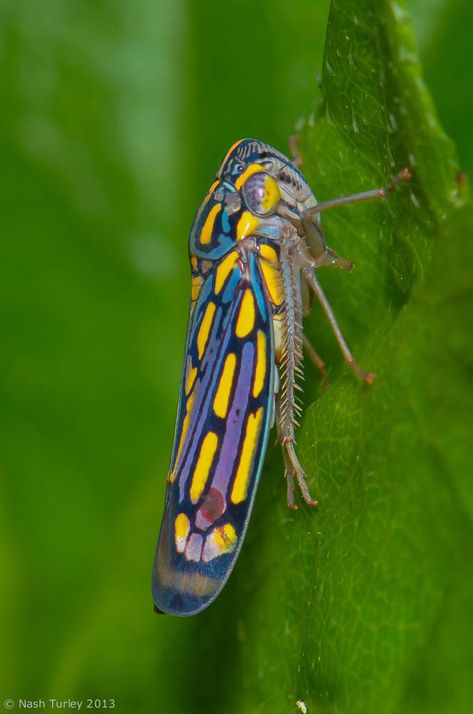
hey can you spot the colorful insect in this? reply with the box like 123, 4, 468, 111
152, 138, 410, 616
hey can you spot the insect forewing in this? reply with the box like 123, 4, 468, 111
153, 251, 274, 615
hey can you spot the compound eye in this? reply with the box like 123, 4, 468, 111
242, 171, 281, 216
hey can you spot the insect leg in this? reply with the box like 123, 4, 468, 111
288, 133, 302, 167
285, 460, 296, 509
303, 267, 375, 384
274, 243, 319, 508
284, 439, 319, 508
302, 334, 328, 381
302, 168, 411, 218
270, 366, 280, 429
276, 398, 318, 509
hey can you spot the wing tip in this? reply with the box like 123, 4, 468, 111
152, 585, 217, 617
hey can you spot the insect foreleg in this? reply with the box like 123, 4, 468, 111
301, 168, 411, 219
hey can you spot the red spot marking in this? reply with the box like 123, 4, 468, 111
199, 488, 225, 525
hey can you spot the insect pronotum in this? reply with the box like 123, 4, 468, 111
152, 138, 410, 616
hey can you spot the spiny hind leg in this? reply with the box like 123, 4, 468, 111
279, 435, 318, 510
285, 454, 296, 510
281, 439, 318, 509
275, 357, 318, 508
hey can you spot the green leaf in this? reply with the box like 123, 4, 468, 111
163, 2, 471, 714
1, 1, 471, 713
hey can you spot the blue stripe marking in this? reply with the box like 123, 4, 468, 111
222, 267, 241, 303
249, 252, 267, 321
221, 209, 231, 233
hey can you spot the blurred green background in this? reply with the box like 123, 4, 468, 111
0, 1, 471, 713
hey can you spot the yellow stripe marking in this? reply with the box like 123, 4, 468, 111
168, 391, 195, 482
215, 251, 238, 294
260, 258, 284, 306
191, 255, 198, 271
235, 289, 255, 338
207, 179, 219, 195
260, 243, 278, 262
273, 314, 284, 359
231, 408, 264, 504
213, 523, 237, 551
236, 210, 260, 241
175, 513, 190, 540
253, 331, 266, 397
200, 203, 221, 245
185, 360, 197, 396
191, 274, 202, 302
202, 522, 238, 561
196, 180, 220, 218
190, 432, 218, 504
234, 163, 264, 190
174, 513, 190, 554
213, 353, 237, 418
197, 301, 216, 359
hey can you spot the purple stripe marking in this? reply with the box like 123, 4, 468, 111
212, 340, 255, 497
176, 292, 241, 502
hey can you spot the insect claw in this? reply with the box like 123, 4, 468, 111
347, 358, 375, 384
380, 167, 412, 197
315, 248, 353, 271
